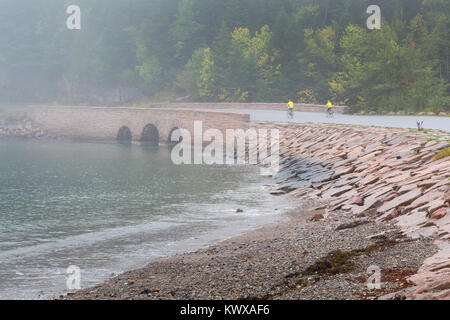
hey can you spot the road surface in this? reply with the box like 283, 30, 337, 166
209, 109, 449, 133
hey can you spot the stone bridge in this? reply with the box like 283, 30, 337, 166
27, 106, 250, 145
147, 102, 349, 113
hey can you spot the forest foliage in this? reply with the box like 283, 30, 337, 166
0, 0, 449, 112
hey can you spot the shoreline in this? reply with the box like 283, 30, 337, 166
2, 119, 447, 300
61, 203, 437, 300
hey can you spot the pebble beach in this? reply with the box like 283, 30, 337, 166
61, 204, 437, 300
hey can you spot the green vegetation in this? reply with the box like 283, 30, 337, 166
433, 148, 450, 161
0, 0, 449, 113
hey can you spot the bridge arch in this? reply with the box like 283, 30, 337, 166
168, 127, 183, 144
26, 107, 251, 143
141, 123, 159, 145
117, 126, 132, 143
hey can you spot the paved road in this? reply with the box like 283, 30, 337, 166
3, 105, 448, 133
210, 109, 449, 133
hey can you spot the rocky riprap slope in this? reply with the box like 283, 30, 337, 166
265, 123, 449, 299
0, 120, 50, 138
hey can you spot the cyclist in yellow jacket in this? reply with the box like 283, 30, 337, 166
326, 101, 333, 114
287, 100, 294, 110
287, 100, 294, 119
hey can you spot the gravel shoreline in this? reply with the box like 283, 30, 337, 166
62, 201, 437, 300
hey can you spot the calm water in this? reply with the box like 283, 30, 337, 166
0, 139, 293, 299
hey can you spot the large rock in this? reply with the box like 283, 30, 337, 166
321, 185, 354, 198
385, 172, 411, 184
403, 191, 443, 213
397, 183, 419, 195
395, 209, 429, 230
431, 208, 447, 220
435, 212, 450, 239
377, 189, 422, 214
363, 185, 393, 200
332, 165, 355, 178
401, 248, 450, 299
357, 174, 379, 187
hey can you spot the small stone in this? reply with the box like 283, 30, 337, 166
349, 196, 364, 205
335, 219, 369, 231
431, 208, 447, 220
310, 213, 324, 222
366, 232, 387, 240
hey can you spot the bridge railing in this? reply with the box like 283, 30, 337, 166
146, 102, 349, 114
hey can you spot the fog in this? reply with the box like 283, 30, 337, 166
0, 0, 448, 114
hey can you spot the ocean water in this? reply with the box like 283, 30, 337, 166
0, 139, 293, 299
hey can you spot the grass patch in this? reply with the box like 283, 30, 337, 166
427, 136, 441, 142
432, 148, 450, 161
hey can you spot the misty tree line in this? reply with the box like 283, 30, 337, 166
0, 0, 449, 113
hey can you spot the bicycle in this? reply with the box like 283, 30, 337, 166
287, 109, 294, 120
326, 107, 334, 118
